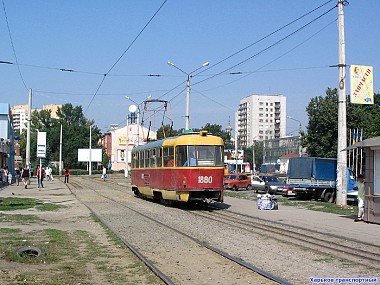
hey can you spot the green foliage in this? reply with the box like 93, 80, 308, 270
303, 88, 380, 157
199, 123, 233, 149
156, 124, 179, 140
19, 103, 102, 168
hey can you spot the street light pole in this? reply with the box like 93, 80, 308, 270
287, 115, 302, 157
167, 61, 209, 130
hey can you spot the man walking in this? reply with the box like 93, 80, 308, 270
21, 165, 30, 189
354, 174, 365, 222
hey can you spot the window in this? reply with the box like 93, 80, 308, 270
138, 151, 144, 168
144, 150, 149, 167
259, 102, 263, 105
163, 147, 174, 167
156, 148, 162, 167
177, 145, 223, 167
135, 152, 140, 168
149, 149, 156, 167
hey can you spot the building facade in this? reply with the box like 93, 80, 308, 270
236, 94, 286, 147
106, 124, 156, 171
12, 104, 62, 133
0, 103, 15, 176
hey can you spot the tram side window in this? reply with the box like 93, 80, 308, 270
144, 150, 149, 167
176, 146, 188, 166
132, 152, 139, 168
139, 151, 144, 168
150, 149, 156, 168
163, 147, 174, 167
156, 148, 163, 167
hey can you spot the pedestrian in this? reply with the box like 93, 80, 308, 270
1, 166, 7, 185
15, 168, 21, 186
36, 165, 45, 189
29, 166, 34, 178
7, 167, 12, 185
21, 164, 30, 189
64, 168, 70, 183
102, 165, 107, 181
354, 174, 365, 222
45, 166, 52, 181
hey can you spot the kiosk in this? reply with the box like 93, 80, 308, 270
345, 136, 380, 224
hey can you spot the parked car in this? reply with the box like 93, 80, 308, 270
258, 175, 285, 194
224, 174, 252, 191
251, 175, 266, 193
282, 185, 297, 197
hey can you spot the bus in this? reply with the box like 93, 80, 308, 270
130, 130, 224, 205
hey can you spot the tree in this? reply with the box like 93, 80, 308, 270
156, 124, 179, 140
303, 88, 380, 157
199, 123, 233, 149
20, 103, 102, 169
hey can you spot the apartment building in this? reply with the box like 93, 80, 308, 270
12, 104, 62, 133
236, 94, 286, 147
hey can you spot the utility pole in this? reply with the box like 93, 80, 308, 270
336, 0, 347, 206
89, 125, 92, 176
59, 124, 63, 176
26, 88, 32, 166
185, 75, 191, 130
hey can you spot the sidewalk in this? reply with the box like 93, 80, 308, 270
223, 196, 380, 247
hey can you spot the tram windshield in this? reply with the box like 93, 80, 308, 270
176, 145, 223, 167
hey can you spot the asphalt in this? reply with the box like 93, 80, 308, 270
1, 176, 379, 248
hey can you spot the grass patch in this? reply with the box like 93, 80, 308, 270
0, 228, 22, 233
0, 213, 42, 223
35, 203, 66, 211
0, 197, 38, 211
277, 197, 358, 216
314, 257, 335, 263
224, 190, 256, 200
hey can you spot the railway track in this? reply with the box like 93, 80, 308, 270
189, 206, 380, 270
81, 175, 380, 270
67, 176, 291, 285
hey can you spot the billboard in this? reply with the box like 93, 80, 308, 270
78, 149, 102, 162
350, 65, 374, 104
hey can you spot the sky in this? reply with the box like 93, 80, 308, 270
1, 0, 379, 135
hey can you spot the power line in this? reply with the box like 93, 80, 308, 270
84, 0, 168, 114
193, 0, 333, 77
199, 18, 338, 93
193, 4, 337, 87
2, 0, 28, 90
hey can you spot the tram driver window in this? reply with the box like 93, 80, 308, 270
176, 146, 187, 166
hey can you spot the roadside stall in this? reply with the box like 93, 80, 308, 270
345, 136, 380, 224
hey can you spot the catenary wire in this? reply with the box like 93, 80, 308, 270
199, 17, 337, 94
2, 0, 28, 90
192, 4, 337, 87
193, 0, 333, 77
83, 0, 168, 114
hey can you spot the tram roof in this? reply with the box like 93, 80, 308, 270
132, 131, 224, 152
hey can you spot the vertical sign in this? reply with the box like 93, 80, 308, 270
37, 132, 47, 158
350, 65, 374, 104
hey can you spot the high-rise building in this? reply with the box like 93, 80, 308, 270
12, 104, 62, 133
236, 94, 286, 147
11, 105, 28, 133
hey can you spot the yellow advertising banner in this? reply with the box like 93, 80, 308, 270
350, 65, 374, 104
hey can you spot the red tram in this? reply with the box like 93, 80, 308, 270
130, 130, 224, 205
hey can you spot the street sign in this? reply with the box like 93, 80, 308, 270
37, 132, 46, 158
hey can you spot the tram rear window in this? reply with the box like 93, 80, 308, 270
177, 145, 223, 167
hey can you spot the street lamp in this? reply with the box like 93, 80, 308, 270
287, 115, 302, 157
167, 61, 209, 130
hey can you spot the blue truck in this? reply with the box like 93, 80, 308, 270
283, 157, 356, 203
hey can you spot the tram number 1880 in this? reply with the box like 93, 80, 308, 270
198, 176, 212, 184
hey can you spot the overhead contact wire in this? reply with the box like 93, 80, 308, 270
2, 0, 29, 90
84, 0, 168, 114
